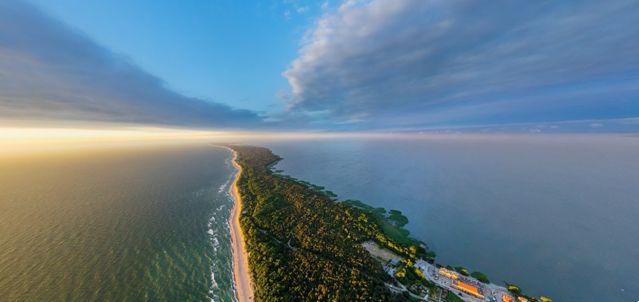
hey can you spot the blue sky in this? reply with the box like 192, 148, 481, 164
1, 0, 638, 132
27, 0, 321, 113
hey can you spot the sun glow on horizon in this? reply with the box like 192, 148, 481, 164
0, 126, 241, 140
3, 125, 621, 158
0, 126, 251, 156
0, 126, 393, 156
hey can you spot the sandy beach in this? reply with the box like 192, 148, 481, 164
229, 149, 254, 302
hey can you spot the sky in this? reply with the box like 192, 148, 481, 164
1, 0, 638, 133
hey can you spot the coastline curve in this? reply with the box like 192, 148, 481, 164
227, 147, 254, 302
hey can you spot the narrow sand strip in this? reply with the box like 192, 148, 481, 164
229, 149, 254, 302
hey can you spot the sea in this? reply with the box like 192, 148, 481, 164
1, 135, 638, 302
0, 143, 237, 301
260, 135, 639, 302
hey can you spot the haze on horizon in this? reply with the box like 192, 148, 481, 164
1, 0, 638, 133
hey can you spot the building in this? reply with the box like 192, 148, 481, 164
451, 280, 484, 299
502, 295, 514, 302
415, 259, 430, 273
438, 267, 459, 280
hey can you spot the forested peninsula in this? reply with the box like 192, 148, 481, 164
229, 145, 549, 302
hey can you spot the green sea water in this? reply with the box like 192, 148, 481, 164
0, 144, 237, 301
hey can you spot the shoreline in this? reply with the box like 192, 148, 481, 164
225, 145, 550, 301
228, 148, 254, 302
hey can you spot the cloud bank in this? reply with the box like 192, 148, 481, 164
284, 0, 639, 129
0, 0, 262, 128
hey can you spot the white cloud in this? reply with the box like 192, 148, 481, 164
283, 0, 639, 128
0, 0, 263, 128
297, 6, 309, 14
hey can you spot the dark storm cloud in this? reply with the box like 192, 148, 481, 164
0, 0, 263, 128
283, 0, 639, 128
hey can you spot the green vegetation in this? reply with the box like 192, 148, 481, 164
342, 199, 434, 260
270, 171, 339, 200
507, 283, 522, 295
504, 283, 552, 302
388, 209, 409, 227
394, 259, 427, 287
231, 145, 431, 301
231, 145, 549, 301
454, 266, 470, 277
470, 271, 490, 284
446, 291, 464, 302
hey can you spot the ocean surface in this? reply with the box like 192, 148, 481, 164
260, 135, 639, 302
2, 136, 638, 302
0, 144, 237, 301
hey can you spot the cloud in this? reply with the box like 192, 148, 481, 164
283, 0, 639, 129
280, 0, 317, 19
0, 0, 263, 128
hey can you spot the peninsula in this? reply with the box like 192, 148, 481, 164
228, 145, 551, 302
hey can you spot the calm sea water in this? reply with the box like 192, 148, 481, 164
260, 135, 639, 302
3, 137, 637, 301
0, 144, 236, 301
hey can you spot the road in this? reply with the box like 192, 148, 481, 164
415, 260, 515, 302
